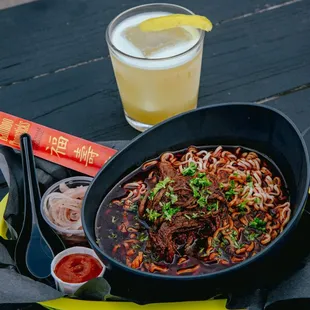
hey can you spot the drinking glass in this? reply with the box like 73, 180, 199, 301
106, 3, 205, 132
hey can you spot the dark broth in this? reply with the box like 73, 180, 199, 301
95, 146, 290, 276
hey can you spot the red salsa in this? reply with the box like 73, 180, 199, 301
54, 253, 103, 283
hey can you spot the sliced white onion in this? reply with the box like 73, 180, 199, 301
43, 184, 88, 231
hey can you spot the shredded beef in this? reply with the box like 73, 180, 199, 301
145, 161, 227, 262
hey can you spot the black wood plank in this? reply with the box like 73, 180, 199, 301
265, 88, 310, 134
0, 0, 287, 85
197, 0, 310, 104
0, 0, 309, 141
0, 60, 138, 141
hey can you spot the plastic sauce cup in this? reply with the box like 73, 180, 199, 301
41, 176, 92, 246
51, 246, 105, 294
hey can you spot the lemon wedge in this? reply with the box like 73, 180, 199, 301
139, 14, 213, 32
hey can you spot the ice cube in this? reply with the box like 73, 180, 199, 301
123, 26, 193, 58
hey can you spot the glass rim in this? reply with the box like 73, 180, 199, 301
105, 3, 205, 62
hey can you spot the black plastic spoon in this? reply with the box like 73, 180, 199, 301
14, 133, 65, 280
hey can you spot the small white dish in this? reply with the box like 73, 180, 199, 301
51, 246, 105, 295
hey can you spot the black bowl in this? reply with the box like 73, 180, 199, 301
82, 103, 310, 302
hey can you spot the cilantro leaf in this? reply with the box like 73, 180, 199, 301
197, 196, 207, 207
207, 201, 219, 212
225, 180, 237, 201
182, 162, 197, 176
128, 203, 138, 212
162, 202, 180, 221
254, 197, 260, 204
244, 229, 261, 241
249, 217, 266, 231
247, 181, 254, 188
146, 208, 161, 222
138, 232, 149, 242
149, 177, 172, 200
190, 175, 212, 187
237, 200, 248, 212
192, 212, 199, 219
190, 184, 200, 198
108, 232, 117, 239
165, 191, 178, 204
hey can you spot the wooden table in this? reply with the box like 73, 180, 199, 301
0, 0, 310, 195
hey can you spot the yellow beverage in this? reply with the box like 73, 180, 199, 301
106, 4, 205, 131
111, 49, 202, 125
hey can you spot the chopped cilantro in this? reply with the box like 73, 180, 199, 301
211, 238, 219, 247
245, 231, 260, 241
237, 200, 248, 212
146, 208, 161, 222
225, 180, 237, 201
192, 212, 199, 219
182, 162, 197, 176
219, 182, 224, 189
249, 217, 266, 231
233, 172, 239, 176
108, 233, 117, 239
190, 175, 212, 187
254, 197, 260, 204
162, 202, 180, 221
170, 194, 178, 204
138, 232, 149, 242
221, 238, 229, 247
132, 244, 141, 250
247, 181, 254, 188
184, 214, 191, 220
207, 201, 219, 212
230, 232, 241, 248
190, 173, 213, 201
246, 175, 252, 182
190, 184, 200, 198
149, 177, 172, 200
197, 196, 207, 207
231, 230, 238, 237
128, 203, 138, 212
165, 191, 178, 204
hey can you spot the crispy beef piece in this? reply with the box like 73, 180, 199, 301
139, 191, 149, 217
184, 232, 196, 256
207, 174, 226, 202
158, 162, 178, 179
149, 223, 177, 262
150, 214, 216, 262
152, 188, 166, 211
144, 188, 166, 214
172, 175, 191, 190
173, 177, 196, 208
217, 170, 230, 184
175, 233, 188, 245
151, 162, 195, 209
198, 220, 216, 238
159, 162, 197, 208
